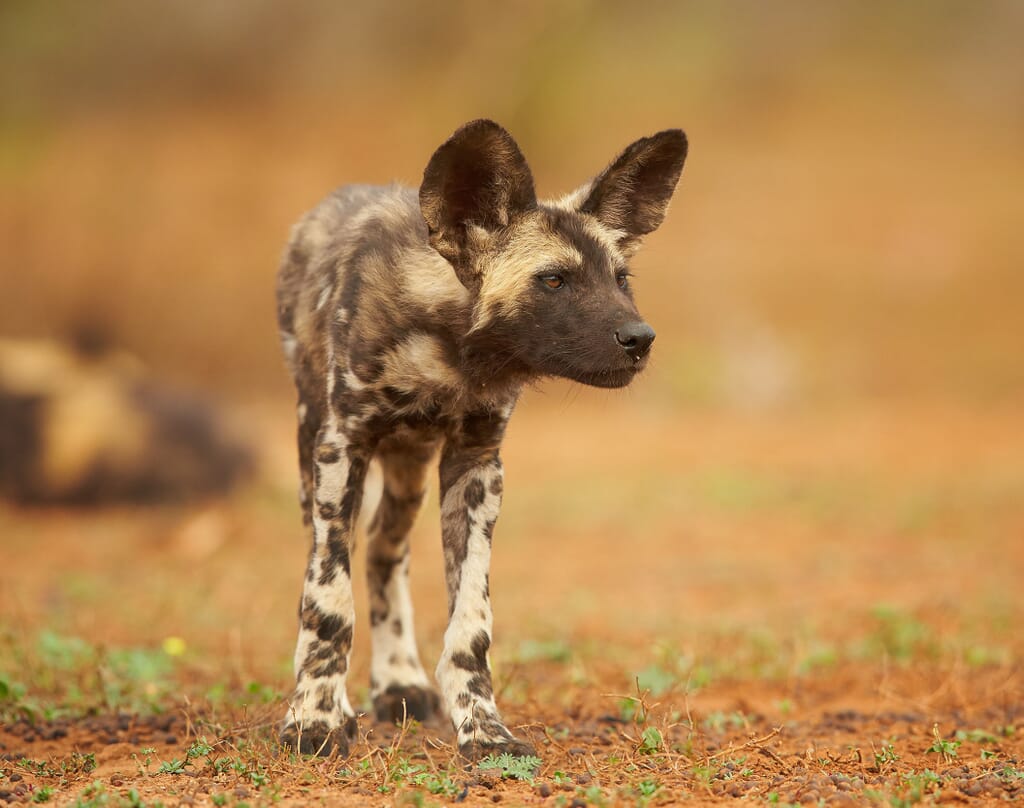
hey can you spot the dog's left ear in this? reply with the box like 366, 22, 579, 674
420, 119, 537, 288
579, 129, 688, 252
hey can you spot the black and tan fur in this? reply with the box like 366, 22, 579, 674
276, 120, 687, 759
0, 337, 250, 504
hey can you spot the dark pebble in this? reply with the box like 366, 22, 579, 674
537, 782, 552, 797
576, 773, 592, 785
8, 776, 21, 783
491, 794, 502, 803
233, 787, 249, 798
568, 747, 586, 756
570, 800, 587, 808
0, 790, 10, 802
165, 735, 178, 745
962, 783, 982, 797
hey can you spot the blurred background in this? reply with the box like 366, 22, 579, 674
1, 1, 1022, 691
3, 0, 1022, 404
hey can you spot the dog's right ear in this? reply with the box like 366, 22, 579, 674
420, 119, 537, 288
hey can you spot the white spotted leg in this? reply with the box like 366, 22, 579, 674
367, 437, 441, 722
435, 413, 535, 759
281, 420, 369, 756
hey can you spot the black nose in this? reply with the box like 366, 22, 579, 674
614, 322, 656, 359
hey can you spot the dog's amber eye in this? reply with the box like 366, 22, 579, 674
616, 272, 630, 289
540, 275, 564, 289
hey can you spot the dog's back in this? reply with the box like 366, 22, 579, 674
276, 184, 473, 419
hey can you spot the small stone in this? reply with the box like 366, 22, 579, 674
576, 773, 592, 785
490, 794, 502, 803
536, 782, 552, 797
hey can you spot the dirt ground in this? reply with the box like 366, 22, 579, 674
1, 400, 1022, 807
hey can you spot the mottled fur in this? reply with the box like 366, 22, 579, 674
276, 120, 686, 758
0, 337, 250, 504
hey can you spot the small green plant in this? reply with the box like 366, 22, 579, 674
18, 758, 57, 777
634, 664, 676, 697
32, 786, 55, 803
637, 727, 663, 755
702, 711, 750, 732
874, 739, 899, 769
637, 779, 658, 796
157, 758, 186, 775
211, 795, 228, 807
477, 753, 542, 783
131, 746, 156, 775
72, 781, 107, 808
62, 752, 98, 776
901, 769, 941, 804
583, 784, 608, 807
248, 767, 270, 788
691, 763, 719, 790
999, 766, 1024, 782
157, 736, 218, 776
619, 696, 645, 723
926, 726, 960, 764
552, 770, 572, 787
955, 728, 998, 744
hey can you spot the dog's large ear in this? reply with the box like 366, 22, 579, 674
578, 129, 687, 253
420, 119, 537, 287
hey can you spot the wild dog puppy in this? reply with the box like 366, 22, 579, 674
276, 120, 687, 759
0, 336, 250, 504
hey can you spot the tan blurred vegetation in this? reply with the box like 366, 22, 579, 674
1, 0, 1022, 406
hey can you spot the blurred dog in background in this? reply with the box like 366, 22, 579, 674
0, 334, 252, 505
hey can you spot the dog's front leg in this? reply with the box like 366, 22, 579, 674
281, 421, 369, 757
436, 412, 535, 760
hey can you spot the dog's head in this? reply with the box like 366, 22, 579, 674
420, 119, 686, 389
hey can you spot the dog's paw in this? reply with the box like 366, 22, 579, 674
373, 684, 441, 723
280, 715, 357, 757
458, 737, 538, 762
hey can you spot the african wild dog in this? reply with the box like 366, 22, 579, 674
0, 336, 251, 504
276, 119, 687, 759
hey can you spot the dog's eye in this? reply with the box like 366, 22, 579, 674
616, 272, 631, 290
539, 274, 564, 290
